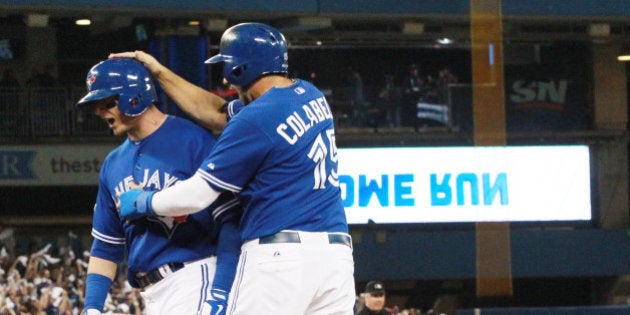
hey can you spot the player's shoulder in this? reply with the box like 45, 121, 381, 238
167, 115, 202, 129
291, 78, 321, 93
106, 138, 131, 158
243, 79, 320, 111
226, 80, 324, 128
166, 115, 214, 137
268, 78, 323, 104
100, 140, 131, 171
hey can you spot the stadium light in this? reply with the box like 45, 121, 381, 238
75, 19, 91, 26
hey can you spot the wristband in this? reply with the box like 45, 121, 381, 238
136, 190, 155, 216
84, 273, 112, 311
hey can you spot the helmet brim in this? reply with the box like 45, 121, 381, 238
205, 54, 232, 64
76, 89, 118, 108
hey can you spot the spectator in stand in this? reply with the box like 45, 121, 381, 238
399, 307, 422, 315
308, 71, 319, 86
0, 219, 15, 258
25, 63, 60, 88
356, 280, 389, 315
402, 64, 426, 127
0, 68, 22, 135
0, 231, 149, 314
38, 63, 60, 88
378, 74, 402, 128
436, 66, 458, 105
350, 70, 366, 127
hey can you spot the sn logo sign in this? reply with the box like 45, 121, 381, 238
510, 80, 568, 104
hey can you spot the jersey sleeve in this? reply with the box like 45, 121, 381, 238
226, 99, 245, 123
210, 191, 241, 225
197, 118, 271, 193
90, 163, 126, 260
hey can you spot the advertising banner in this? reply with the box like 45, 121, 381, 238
340, 145, 591, 224
0, 144, 115, 186
1, 144, 592, 224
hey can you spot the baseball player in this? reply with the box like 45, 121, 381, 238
114, 22, 356, 314
76, 58, 241, 315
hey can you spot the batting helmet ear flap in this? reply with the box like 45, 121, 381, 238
230, 64, 246, 80
129, 95, 140, 109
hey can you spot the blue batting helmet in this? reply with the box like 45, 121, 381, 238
76, 58, 157, 116
206, 22, 288, 87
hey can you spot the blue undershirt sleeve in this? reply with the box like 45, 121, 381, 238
84, 273, 112, 311
212, 220, 241, 292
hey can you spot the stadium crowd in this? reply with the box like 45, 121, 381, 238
0, 228, 143, 315
0, 229, 435, 315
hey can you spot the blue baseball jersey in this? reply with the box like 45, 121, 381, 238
90, 115, 239, 283
197, 79, 348, 240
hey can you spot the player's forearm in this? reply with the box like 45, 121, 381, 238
151, 173, 221, 217
85, 256, 116, 312
86, 256, 117, 280
153, 66, 228, 131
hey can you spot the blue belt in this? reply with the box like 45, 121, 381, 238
133, 262, 185, 289
258, 231, 352, 248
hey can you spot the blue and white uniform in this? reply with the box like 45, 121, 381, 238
118, 23, 356, 315
196, 79, 355, 314
198, 80, 346, 239
91, 115, 239, 314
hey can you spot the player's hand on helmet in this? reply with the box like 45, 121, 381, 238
118, 189, 155, 221
198, 288, 228, 315
81, 309, 102, 315
108, 51, 162, 77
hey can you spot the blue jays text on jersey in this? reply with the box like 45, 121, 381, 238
113, 170, 180, 198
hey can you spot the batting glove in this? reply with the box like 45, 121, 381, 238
119, 189, 155, 220
198, 288, 228, 315
81, 309, 102, 315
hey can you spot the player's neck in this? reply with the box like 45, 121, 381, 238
248, 75, 293, 100
127, 106, 167, 141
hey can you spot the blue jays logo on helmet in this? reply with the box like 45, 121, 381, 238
76, 58, 157, 117
86, 72, 96, 90
206, 22, 288, 87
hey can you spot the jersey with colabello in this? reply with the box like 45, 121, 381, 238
196, 79, 347, 240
